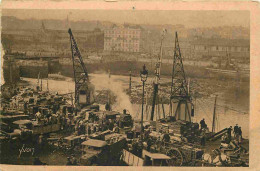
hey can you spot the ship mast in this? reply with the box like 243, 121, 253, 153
40, 75, 43, 91
37, 72, 40, 91
108, 69, 111, 111
47, 77, 49, 92
150, 29, 167, 121
129, 70, 132, 95
212, 95, 218, 133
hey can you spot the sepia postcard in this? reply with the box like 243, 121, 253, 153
0, 0, 260, 170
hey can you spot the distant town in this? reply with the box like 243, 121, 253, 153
2, 16, 249, 63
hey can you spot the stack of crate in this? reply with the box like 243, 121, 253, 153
156, 120, 201, 143
169, 120, 190, 135
169, 123, 183, 135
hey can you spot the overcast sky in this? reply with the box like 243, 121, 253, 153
2, 9, 249, 28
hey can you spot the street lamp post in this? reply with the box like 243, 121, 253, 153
140, 64, 148, 140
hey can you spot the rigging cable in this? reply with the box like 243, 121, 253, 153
195, 99, 213, 124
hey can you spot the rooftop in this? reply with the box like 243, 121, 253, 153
108, 23, 142, 30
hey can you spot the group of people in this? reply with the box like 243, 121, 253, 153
35, 111, 58, 125
221, 124, 243, 145
200, 119, 244, 146
35, 109, 75, 132
73, 113, 122, 136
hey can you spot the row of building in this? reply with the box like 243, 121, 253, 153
2, 23, 250, 62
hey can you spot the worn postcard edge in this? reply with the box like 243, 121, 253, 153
0, 1, 259, 170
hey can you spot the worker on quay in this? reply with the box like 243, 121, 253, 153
234, 124, 238, 135
227, 126, 232, 143
200, 118, 206, 130
238, 127, 242, 144
233, 124, 239, 141
200, 129, 206, 146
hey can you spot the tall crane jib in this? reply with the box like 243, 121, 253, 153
169, 32, 194, 122
150, 29, 167, 121
68, 28, 94, 112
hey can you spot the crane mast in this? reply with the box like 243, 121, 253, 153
169, 32, 193, 122
150, 29, 167, 121
68, 28, 93, 113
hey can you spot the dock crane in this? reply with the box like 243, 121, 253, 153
169, 32, 194, 122
150, 29, 167, 121
68, 28, 95, 114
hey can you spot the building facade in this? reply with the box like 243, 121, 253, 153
104, 25, 141, 53
190, 38, 250, 62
